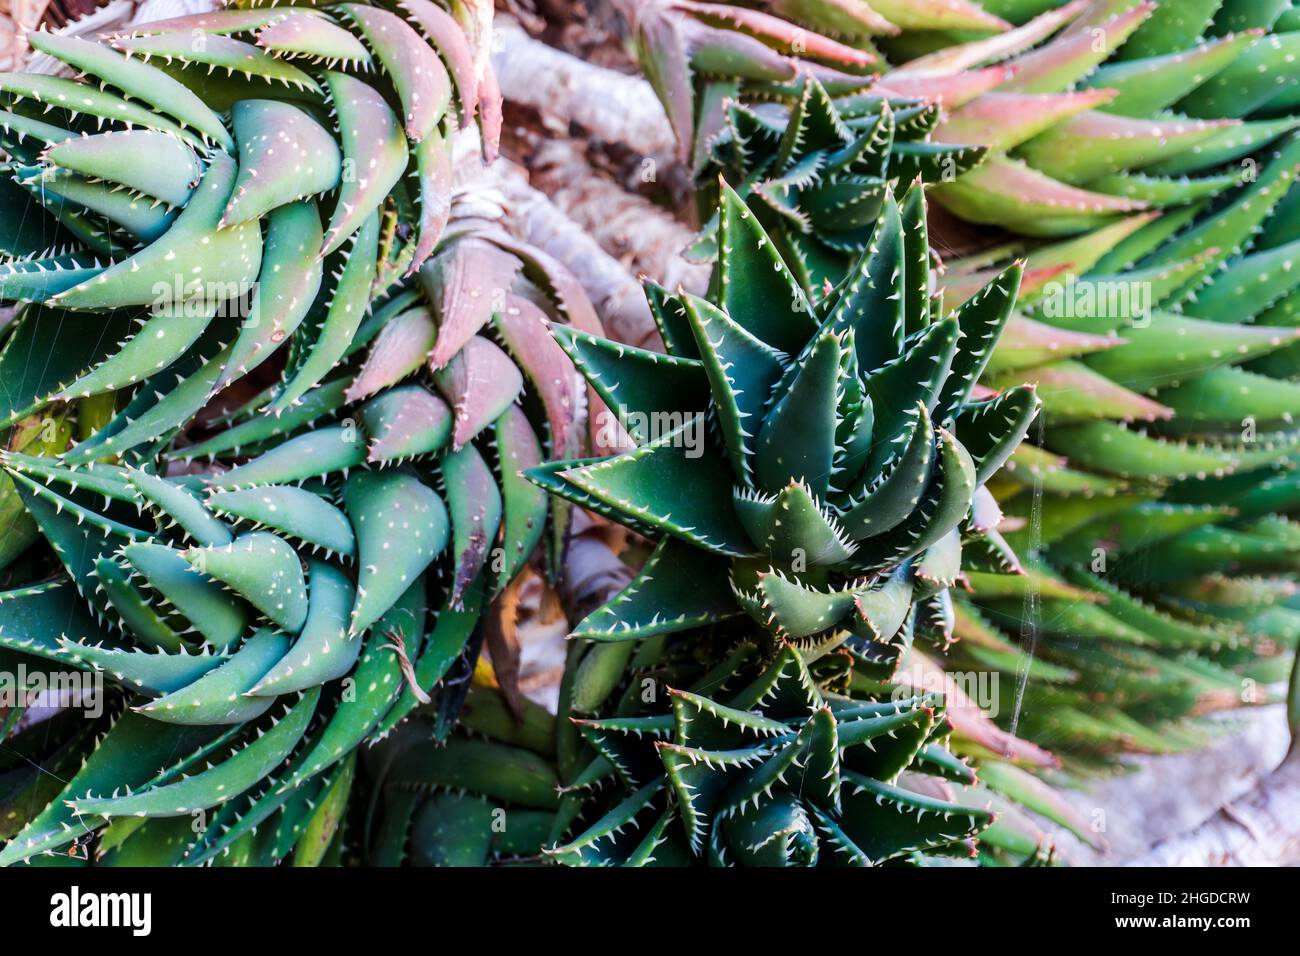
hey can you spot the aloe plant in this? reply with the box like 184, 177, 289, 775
609, 0, 1012, 168
955, 136, 1300, 763
0, 239, 593, 866
892, 0, 1300, 762
890, 0, 1300, 239
691, 75, 986, 290
609, 0, 874, 166
4, 0, 1296, 868
0, 1, 617, 867
610, 0, 1300, 771
524, 178, 1043, 864
617, 0, 1300, 241
553, 647, 1001, 866
0, 0, 506, 412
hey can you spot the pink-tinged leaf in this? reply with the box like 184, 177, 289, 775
1001, 2, 1154, 94
936, 89, 1115, 151
797, 61, 877, 95
1018, 111, 1238, 185
484, 234, 603, 336
680, 19, 801, 81
867, 0, 1009, 33
456, 0, 495, 59
765, 0, 896, 36
115, 8, 294, 37
638, 9, 697, 161
679, 0, 875, 69
978, 760, 1106, 850
442, 442, 502, 606
410, 129, 452, 275
1057, 0, 1149, 38
420, 236, 523, 370
940, 261, 1067, 308
255, 12, 373, 66
476, 62, 503, 161
894, 0, 1087, 77
493, 293, 586, 460
321, 72, 407, 257
432, 336, 524, 449
934, 156, 1146, 237
111, 33, 320, 92
943, 238, 1030, 277
398, 0, 478, 128
967, 486, 1003, 535
897, 650, 1059, 768
1017, 264, 1071, 298
876, 65, 1015, 108
338, 3, 450, 143
222, 99, 341, 228
1004, 360, 1174, 423
481, 234, 608, 453
347, 305, 437, 404
1021, 211, 1159, 279
986, 314, 1120, 374
360, 384, 452, 463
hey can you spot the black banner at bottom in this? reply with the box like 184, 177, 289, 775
0, 864, 1285, 943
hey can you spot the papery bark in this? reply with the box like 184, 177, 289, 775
494, 158, 667, 350
494, 16, 675, 157
1127, 759, 1300, 867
